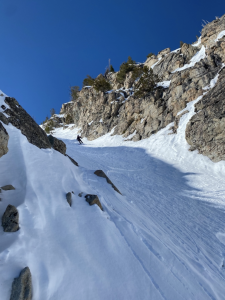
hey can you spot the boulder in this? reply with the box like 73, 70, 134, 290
1, 185, 15, 191
85, 194, 103, 211
2, 205, 19, 232
10, 267, 32, 300
2, 97, 51, 149
0, 122, 9, 158
94, 170, 122, 195
66, 192, 72, 206
48, 135, 66, 155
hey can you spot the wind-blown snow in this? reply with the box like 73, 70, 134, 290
173, 46, 206, 73
1, 67, 225, 299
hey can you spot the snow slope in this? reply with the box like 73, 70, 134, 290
1, 70, 225, 299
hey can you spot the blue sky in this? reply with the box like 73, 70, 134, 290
0, 0, 225, 124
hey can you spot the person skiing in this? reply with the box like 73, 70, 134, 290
77, 135, 83, 144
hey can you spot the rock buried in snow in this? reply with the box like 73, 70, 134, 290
94, 170, 122, 195
78, 192, 83, 197
48, 135, 66, 155
66, 192, 72, 206
10, 267, 32, 300
65, 154, 79, 167
1, 185, 15, 191
85, 194, 103, 211
2, 205, 19, 232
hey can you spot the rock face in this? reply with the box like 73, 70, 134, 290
0, 97, 51, 149
85, 194, 103, 211
94, 170, 122, 195
10, 267, 32, 300
186, 67, 225, 162
2, 205, 19, 232
0, 122, 9, 158
48, 135, 66, 155
66, 192, 72, 206
43, 14, 225, 162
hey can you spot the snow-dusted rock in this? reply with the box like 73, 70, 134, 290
2, 205, 19, 232
10, 267, 32, 300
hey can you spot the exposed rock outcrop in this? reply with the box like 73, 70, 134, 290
1, 97, 51, 149
186, 67, 225, 162
94, 170, 122, 195
10, 267, 32, 300
85, 194, 103, 211
0, 122, 9, 158
48, 135, 66, 155
44, 14, 225, 162
2, 205, 19, 232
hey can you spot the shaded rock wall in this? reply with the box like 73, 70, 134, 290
1, 97, 51, 149
186, 67, 225, 162
0, 122, 9, 158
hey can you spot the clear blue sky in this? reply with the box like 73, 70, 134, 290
0, 0, 225, 124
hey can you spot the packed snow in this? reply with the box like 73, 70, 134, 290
1, 68, 225, 299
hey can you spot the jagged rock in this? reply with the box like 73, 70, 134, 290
0, 122, 9, 158
1, 185, 15, 191
66, 192, 72, 206
10, 267, 32, 300
94, 170, 122, 195
65, 154, 78, 166
54, 15, 225, 162
48, 135, 66, 155
186, 67, 225, 162
181, 43, 198, 61
2, 205, 19, 232
2, 97, 51, 149
201, 14, 225, 48
85, 194, 103, 211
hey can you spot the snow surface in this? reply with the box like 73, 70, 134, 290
157, 81, 171, 89
1, 68, 225, 299
215, 30, 225, 42
173, 46, 206, 73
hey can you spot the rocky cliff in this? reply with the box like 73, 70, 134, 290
44, 14, 225, 162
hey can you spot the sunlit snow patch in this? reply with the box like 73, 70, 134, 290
215, 30, 225, 42
172, 46, 206, 73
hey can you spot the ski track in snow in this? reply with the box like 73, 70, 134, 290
1, 70, 225, 299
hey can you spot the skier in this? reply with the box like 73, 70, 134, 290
77, 135, 83, 144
